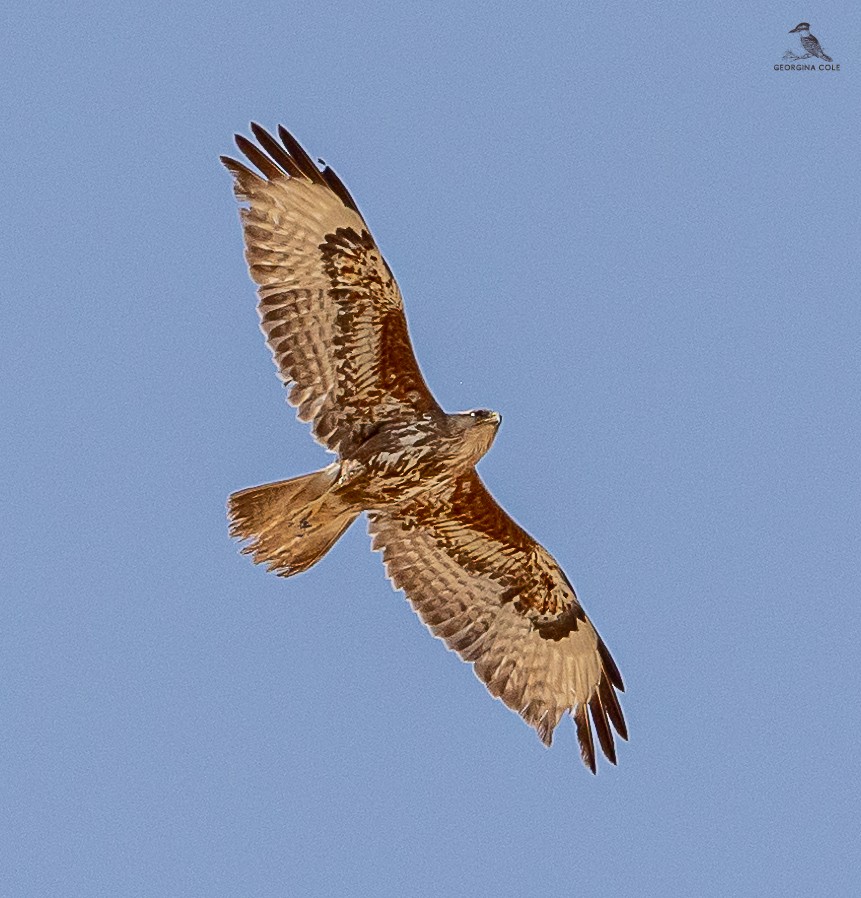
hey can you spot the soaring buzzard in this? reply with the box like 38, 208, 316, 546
222, 124, 627, 771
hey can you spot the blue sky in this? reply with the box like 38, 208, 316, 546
2, 1, 859, 895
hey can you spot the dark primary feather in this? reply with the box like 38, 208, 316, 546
220, 154, 261, 183
589, 694, 617, 765
278, 124, 328, 184
599, 674, 628, 740
249, 122, 303, 178
234, 133, 283, 181
320, 164, 364, 216
574, 705, 596, 774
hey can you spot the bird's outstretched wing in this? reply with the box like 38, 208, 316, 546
368, 471, 627, 772
222, 124, 441, 456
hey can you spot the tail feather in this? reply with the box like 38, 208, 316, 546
228, 465, 358, 577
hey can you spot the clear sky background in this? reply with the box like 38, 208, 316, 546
2, 2, 859, 896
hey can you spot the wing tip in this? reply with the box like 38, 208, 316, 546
222, 122, 364, 219
597, 635, 625, 692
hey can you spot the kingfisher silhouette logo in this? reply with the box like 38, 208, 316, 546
776, 22, 839, 70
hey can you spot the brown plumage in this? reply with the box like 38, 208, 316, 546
222, 123, 627, 771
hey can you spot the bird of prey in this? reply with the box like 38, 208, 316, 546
789, 22, 833, 61
221, 123, 627, 772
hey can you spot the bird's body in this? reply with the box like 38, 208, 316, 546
222, 124, 627, 772
335, 410, 500, 506
789, 22, 833, 61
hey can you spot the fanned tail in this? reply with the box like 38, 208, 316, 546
228, 465, 358, 576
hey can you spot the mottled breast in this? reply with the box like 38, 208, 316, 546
339, 417, 466, 508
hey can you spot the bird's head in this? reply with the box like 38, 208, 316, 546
789, 22, 809, 33
451, 409, 502, 463
468, 408, 502, 427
